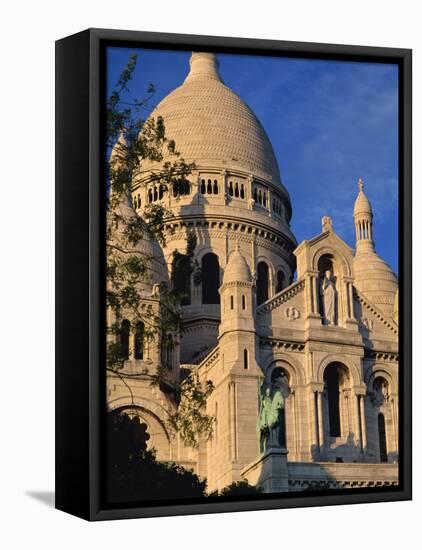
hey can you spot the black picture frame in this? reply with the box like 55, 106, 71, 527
55, 28, 412, 521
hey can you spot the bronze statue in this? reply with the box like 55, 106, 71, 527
256, 384, 285, 454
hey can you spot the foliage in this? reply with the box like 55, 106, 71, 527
106, 411, 206, 504
163, 368, 215, 448
106, 54, 214, 448
218, 480, 263, 497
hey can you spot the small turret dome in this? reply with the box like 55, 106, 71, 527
108, 134, 169, 291
110, 130, 129, 171
223, 244, 252, 284
353, 178, 373, 218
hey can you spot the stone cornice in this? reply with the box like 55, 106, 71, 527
256, 279, 305, 315
259, 338, 305, 352
163, 216, 297, 257
364, 350, 399, 362
197, 346, 220, 370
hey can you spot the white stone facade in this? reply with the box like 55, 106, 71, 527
107, 53, 399, 494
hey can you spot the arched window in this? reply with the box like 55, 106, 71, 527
253, 188, 258, 202
276, 270, 285, 293
257, 261, 269, 305
240, 184, 245, 199
230, 295, 234, 309
172, 255, 191, 306
158, 185, 164, 199
242, 295, 246, 310
213, 180, 218, 194
153, 186, 158, 201
148, 189, 152, 203
201, 253, 220, 304
378, 413, 388, 462
234, 182, 239, 197
324, 364, 341, 437
134, 321, 144, 360
201, 179, 206, 194
120, 319, 130, 360
228, 181, 233, 196
243, 349, 248, 370
263, 192, 267, 207
207, 179, 212, 194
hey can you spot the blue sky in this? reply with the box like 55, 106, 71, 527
107, 47, 398, 274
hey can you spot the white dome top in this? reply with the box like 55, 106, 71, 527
143, 52, 282, 185
223, 244, 252, 284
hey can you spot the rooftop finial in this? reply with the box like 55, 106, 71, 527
358, 177, 364, 192
185, 52, 222, 83
322, 215, 333, 233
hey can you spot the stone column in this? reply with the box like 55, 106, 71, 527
308, 387, 319, 456
359, 394, 367, 452
312, 275, 318, 315
348, 281, 355, 319
317, 390, 324, 451
354, 392, 363, 452
305, 274, 313, 316
221, 169, 228, 204
229, 381, 238, 461
390, 394, 398, 455
290, 389, 299, 460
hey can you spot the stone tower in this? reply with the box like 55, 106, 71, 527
353, 178, 398, 318
131, 52, 297, 365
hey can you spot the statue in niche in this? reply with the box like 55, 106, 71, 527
372, 378, 389, 406
256, 384, 285, 454
320, 270, 336, 325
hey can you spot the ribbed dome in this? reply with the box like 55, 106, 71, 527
354, 178, 373, 217
353, 251, 398, 319
223, 244, 252, 284
143, 52, 282, 185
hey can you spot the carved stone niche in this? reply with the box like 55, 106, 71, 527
371, 376, 390, 406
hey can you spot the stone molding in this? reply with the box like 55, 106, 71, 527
256, 279, 305, 314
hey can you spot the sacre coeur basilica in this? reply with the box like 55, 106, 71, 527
107, 52, 399, 494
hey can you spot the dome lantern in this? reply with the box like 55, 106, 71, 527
353, 177, 374, 253
185, 52, 222, 83
352, 178, 398, 318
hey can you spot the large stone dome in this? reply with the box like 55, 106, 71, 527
143, 52, 282, 186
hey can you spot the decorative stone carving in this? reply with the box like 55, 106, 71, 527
320, 270, 336, 325
321, 215, 333, 233
371, 378, 390, 406
285, 306, 300, 321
